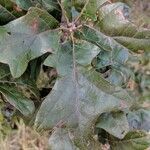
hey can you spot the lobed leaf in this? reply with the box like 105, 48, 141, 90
0, 7, 60, 78
36, 41, 133, 134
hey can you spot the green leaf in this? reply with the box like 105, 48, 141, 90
35, 70, 131, 130
76, 25, 131, 86
96, 112, 129, 139
110, 131, 150, 150
75, 25, 129, 64
0, 7, 60, 78
97, 2, 150, 38
44, 40, 132, 101
97, 2, 135, 36
49, 128, 78, 150
0, 83, 35, 116
0, 63, 10, 79
0, 4, 16, 24
0, 63, 39, 108
36, 41, 133, 133
40, 0, 59, 11
127, 109, 150, 131
96, 50, 125, 68
106, 67, 131, 86
0, 0, 25, 24
35, 71, 132, 149
10, 0, 34, 10
95, 50, 132, 86
44, 42, 73, 76
44, 40, 101, 76
49, 128, 102, 150
113, 36, 150, 52
16, 74, 40, 100
11, 0, 59, 11
36, 36, 133, 149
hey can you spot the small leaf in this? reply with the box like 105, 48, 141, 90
96, 112, 129, 139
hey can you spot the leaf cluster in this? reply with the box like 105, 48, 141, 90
0, 0, 149, 149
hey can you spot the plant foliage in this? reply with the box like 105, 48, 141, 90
0, 0, 149, 149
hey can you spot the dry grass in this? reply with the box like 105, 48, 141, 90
0, 120, 49, 150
